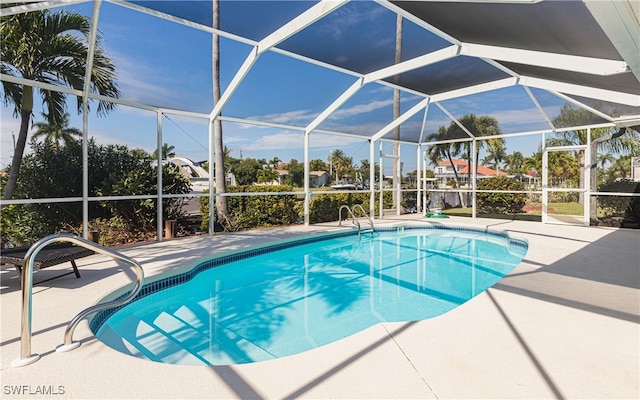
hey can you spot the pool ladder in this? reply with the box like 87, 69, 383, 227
12, 233, 145, 367
338, 205, 375, 239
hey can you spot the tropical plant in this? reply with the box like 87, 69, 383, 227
257, 168, 278, 184
1, 8, 120, 200
153, 143, 176, 160
284, 159, 304, 187
310, 159, 328, 172
329, 149, 353, 182
31, 112, 82, 147
426, 125, 465, 206
392, 13, 403, 210
504, 151, 525, 175
484, 138, 506, 172
551, 104, 640, 203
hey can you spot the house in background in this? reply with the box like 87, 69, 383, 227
260, 168, 330, 187
433, 159, 506, 187
310, 171, 330, 187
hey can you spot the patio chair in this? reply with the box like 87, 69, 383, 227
1, 243, 94, 283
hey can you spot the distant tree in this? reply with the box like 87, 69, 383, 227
257, 168, 278, 184
426, 126, 465, 206
285, 159, 305, 187
605, 155, 632, 183
233, 157, 262, 185
504, 151, 525, 175
484, 138, 506, 172
551, 104, 640, 203
153, 143, 175, 160
32, 112, 82, 147
329, 149, 353, 182
269, 156, 281, 169
310, 159, 328, 172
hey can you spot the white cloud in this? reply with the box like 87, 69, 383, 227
244, 109, 318, 127
330, 99, 394, 120
241, 131, 304, 151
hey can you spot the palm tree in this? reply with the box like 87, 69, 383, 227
426, 126, 465, 206
504, 151, 525, 175
597, 152, 615, 169
212, 0, 230, 225
32, 112, 82, 147
1, 8, 120, 200
152, 143, 176, 160
269, 156, 281, 169
329, 149, 352, 182
392, 14, 403, 211
552, 104, 640, 204
484, 138, 506, 173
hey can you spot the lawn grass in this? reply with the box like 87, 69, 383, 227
442, 202, 585, 221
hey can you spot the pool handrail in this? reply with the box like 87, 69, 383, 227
12, 233, 145, 367
338, 205, 374, 238
352, 204, 374, 234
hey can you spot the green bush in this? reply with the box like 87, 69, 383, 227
477, 176, 526, 214
200, 189, 393, 230
1, 139, 190, 245
106, 163, 190, 232
598, 180, 640, 221
199, 185, 299, 231
308, 192, 392, 223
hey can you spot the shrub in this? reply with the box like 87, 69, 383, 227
477, 176, 526, 214
199, 185, 299, 231
308, 191, 392, 223
598, 180, 640, 221
1, 139, 189, 245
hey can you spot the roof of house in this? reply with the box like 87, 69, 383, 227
436, 159, 506, 176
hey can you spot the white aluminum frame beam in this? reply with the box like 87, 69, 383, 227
550, 91, 616, 123
520, 76, 640, 107
364, 45, 459, 84
461, 43, 629, 76
257, 0, 347, 54
0, 0, 90, 16
434, 102, 475, 138
80, 0, 101, 239
430, 77, 518, 102
305, 77, 364, 134
210, 0, 347, 120
370, 97, 430, 141
585, 0, 640, 81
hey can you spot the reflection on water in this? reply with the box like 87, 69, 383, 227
97, 229, 527, 365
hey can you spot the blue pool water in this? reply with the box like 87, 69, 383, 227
93, 226, 527, 366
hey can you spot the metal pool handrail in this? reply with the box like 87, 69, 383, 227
338, 205, 374, 238
351, 204, 374, 234
12, 233, 145, 367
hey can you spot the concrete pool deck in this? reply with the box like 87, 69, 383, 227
1, 216, 638, 399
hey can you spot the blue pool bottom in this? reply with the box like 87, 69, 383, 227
93, 226, 528, 366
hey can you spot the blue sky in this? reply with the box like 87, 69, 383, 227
1, 0, 585, 175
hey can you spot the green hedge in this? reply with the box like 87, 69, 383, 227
598, 180, 640, 221
308, 192, 393, 223
477, 176, 526, 214
199, 185, 299, 231
200, 188, 395, 230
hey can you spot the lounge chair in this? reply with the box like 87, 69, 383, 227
1, 243, 94, 283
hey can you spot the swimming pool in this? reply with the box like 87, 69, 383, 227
92, 226, 527, 366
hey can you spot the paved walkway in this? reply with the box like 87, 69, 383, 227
1, 216, 638, 399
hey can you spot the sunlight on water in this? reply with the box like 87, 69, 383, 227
96, 228, 527, 366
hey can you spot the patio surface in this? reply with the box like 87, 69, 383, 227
1, 216, 638, 399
